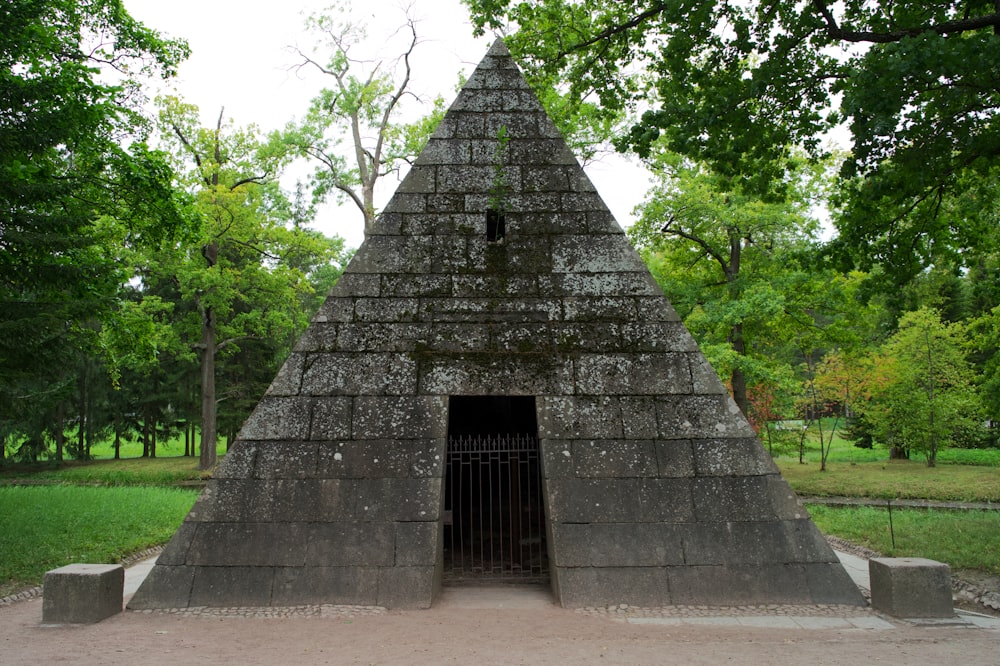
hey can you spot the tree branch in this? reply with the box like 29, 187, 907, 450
661, 216, 731, 275
554, 2, 669, 58
811, 1, 1000, 43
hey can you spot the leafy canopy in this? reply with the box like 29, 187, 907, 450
463, 1, 1000, 282
0, 0, 189, 430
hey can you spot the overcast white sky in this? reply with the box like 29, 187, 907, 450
123, 0, 651, 248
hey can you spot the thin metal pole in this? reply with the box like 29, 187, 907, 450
888, 499, 896, 550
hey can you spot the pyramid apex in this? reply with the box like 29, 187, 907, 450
487, 38, 510, 57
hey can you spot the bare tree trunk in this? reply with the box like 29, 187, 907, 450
199, 239, 219, 470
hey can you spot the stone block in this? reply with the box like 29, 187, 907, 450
870, 558, 954, 618
189, 566, 275, 607
418, 352, 573, 396
655, 395, 757, 440
621, 322, 700, 354
212, 441, 257, 478
804, 562, 866, 606
186, 523, 308, 567
547, 479, 692, 523
271, 479, 350, 522
691, 438, 777, 477
570, 440, 658, 478
554, 566, 671, 607
240, 397, 311, 441
272, 567, 379, 606
537, 396, 623, 440
309, 397, 353, 440
539, 440, 575, 479
551, 523, 684, 567
395, 521, 441, 566
620, 396, 658, 439
667, 564, 813, 605
377, 566, 437, 609
354, 478, 442, 522
352, 396, 447, 439
347, 235, 433, 274
562, 296, 637, 323
691, 476, 777, 522
552, 235, 647, 273
654, 440, 696, 477
681, 521, 793, 566
254, 442, 318, 479
155, 523, 197, 565
43, 564, 124, 624
300, 353, 418, 396
305, 522, 395, 567
316, 440, 413, 479
126, 565, 195, 610
575, 353, 692, 395
265, 353, 305, 396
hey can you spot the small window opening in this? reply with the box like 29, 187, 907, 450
486, 209, 506, 243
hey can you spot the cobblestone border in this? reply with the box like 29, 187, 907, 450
575, 603, 875, 620
131, 605, 387, 619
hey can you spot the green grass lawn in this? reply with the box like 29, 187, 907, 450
0, 456, 211, 485
808, 504, 1000, 576
0, 485, 198, 598
777, 458, 1000, 502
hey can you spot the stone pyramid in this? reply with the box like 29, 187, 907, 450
130, 40, 864, 610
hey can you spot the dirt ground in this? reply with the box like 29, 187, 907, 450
3, 593, 998, 666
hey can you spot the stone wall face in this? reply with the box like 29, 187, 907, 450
128, 40, 864, 611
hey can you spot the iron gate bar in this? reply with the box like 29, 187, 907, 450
444, 434, 548, 583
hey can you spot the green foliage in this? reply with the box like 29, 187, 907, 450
0, 0, 190, 449
808, 505, 1000, 576
146, 96, 348, 468
859, 307, 981, 465
464, 1, 1000, 285
0, 485, 198, 596
629, 149, 850, 419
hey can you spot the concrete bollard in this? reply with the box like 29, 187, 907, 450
43, 564, 124, 624
869, 557, 953, 618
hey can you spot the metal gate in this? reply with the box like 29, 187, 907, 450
443, 434, 548, 583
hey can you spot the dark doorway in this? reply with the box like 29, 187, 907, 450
444, 396, 548, 583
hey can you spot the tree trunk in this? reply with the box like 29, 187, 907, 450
198, 239, 220, 471
113, 425, 121, 460
54, 401, 65, 463
142, 413, 150, 457
729, 322, 749, 417
199, 318, 218, 469
726, 234, 749, 417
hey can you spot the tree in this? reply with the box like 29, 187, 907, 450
629, 149, 831, 418
859, 307, 979, 466
282, 1, 446, 237
0, 0, 189, 459
463, 1, 1000, 285
152, 97, 341, 469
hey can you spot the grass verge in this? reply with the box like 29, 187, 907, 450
0, 485, 198, 597
776, 459, 1000, 502
0, 456, 210, 486
808, 504, 1000, 576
